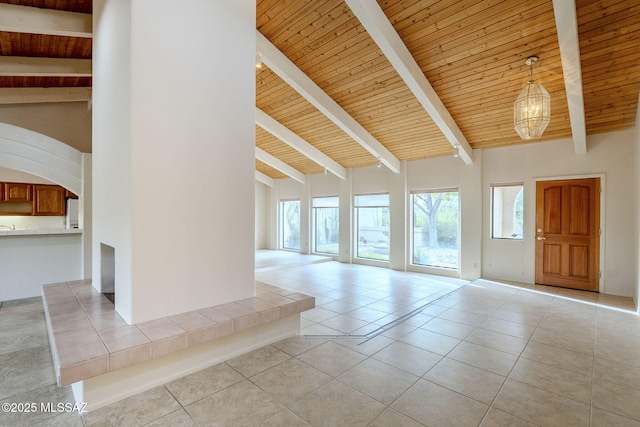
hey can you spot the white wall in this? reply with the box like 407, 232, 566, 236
310, 173, 340, 197
483, 130, 635, 296
0, 103, 91, 153
94, 0, 256, 323
277, 178, 303, 200
634, 95, 640, 309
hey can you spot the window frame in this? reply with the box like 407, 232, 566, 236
410, 188, 460, 270
312, 196, 339, 255
353, 193, 390, 262
280, 198, 301, 251
490, 183, 524, 240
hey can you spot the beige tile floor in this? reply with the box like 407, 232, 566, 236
1, 256, 640, 426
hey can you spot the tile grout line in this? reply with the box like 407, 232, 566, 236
300, 280, 476, 343
475, 286, 549, 426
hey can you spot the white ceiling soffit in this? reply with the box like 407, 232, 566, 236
256, 30, 401, 173
0, 57, 92, 77
255, 146, 306, 184
344, 0, 473, 165
553, 0, 587, 155
255, 108, 347, 179
255, 170, 275, 187
0, 3, 92, 38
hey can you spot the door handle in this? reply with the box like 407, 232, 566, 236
536, 236, 546, 240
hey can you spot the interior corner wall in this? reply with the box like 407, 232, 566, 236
94, 0, 256, 323
81, 153, 93, 279
255, 182, 269, 249
267, 182, 279, 250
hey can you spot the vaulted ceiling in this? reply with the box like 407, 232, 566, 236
1, 0, 639, 182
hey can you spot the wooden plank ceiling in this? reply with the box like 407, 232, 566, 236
1, 0, 639, 179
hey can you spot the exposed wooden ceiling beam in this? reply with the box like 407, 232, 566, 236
0, 3, 92, 38
256, 30, 401, 173
344, 0, 473, 165
0, 87, 91, 104
255, 170, 275, 187
553, 0, 587, 155
0, 57, 92, 77
255, 147, 305, 184
255, 108, 347, 180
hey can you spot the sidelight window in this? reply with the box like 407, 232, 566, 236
491, 184, 524, 240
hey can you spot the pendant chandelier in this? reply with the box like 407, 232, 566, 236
514, 56, 550, 140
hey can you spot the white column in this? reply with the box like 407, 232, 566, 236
389, 160, 407, 271
460, 150, 482, 280
338, 169, 353, 263
299, 175, 311, 254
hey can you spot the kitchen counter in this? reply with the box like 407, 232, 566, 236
0, 228, 83, 237
1, 230, 84, 301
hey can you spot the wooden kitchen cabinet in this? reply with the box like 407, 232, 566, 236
3, 183, 32, 202
33, 185, 65, 216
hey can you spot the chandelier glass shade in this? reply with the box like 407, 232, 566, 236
514, 57, 550, 140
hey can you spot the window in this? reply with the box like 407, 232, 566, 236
491, 184, 524, 239
312, 196, 339, 255
412, 190, 459, 269
354, 194, 390, 261
280, 199, 300, 250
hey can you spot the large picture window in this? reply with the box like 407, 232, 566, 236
491, 184, 524, 239
280, 199, 300, 250
313, 196, 339, 255
354, 194, 390, 261
412, 190, 459, 269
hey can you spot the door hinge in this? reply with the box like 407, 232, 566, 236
599, 271, 602, 278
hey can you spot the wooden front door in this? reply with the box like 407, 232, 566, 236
535, 178, 600, 291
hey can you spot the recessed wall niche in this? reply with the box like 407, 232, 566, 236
100, 243, 115, 304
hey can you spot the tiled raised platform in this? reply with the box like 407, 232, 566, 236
42, 280, 315, 387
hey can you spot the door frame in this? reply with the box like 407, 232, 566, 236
533, 174, 605, 293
